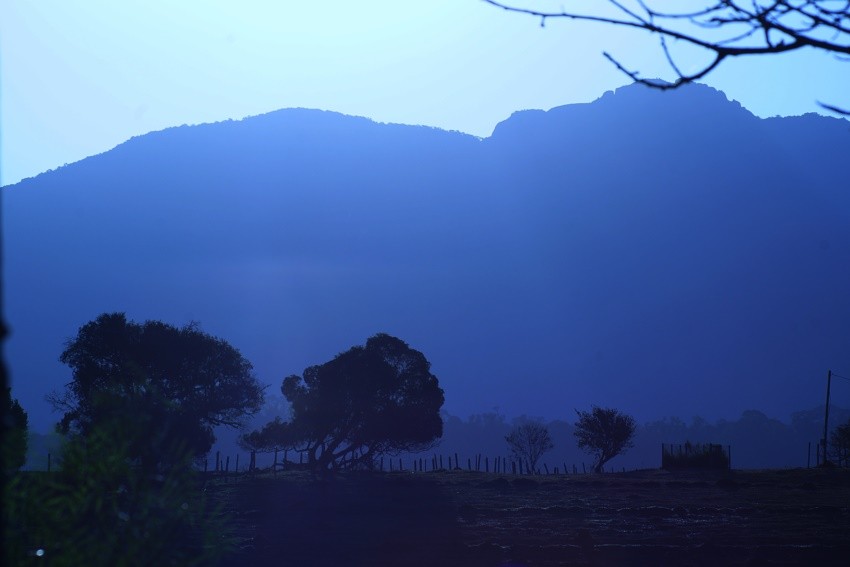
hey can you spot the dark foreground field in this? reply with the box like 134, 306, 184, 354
210, 468, 850, 566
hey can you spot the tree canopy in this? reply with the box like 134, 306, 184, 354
245, 333, 444, 471
51, 313, 264, 470
574, 406, 636, 473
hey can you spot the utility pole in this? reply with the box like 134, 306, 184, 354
822, 369, 832, 466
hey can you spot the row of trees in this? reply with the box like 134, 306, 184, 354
4, 314, 436, 562
9, 313, 850, 476
13, 312, 850, 475
20, 314, 445, 477
45, 313, 634, 477
505, 407, 637, 474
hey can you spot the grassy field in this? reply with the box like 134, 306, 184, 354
208, 467, 850, 566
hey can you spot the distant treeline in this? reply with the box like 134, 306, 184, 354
426, 406, 850, 471
187, 404, 850, 474
27, 405, 849, 472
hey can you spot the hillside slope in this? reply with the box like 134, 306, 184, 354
5, 83, 850, 431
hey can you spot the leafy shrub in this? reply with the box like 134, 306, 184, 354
4, 421, 231, 566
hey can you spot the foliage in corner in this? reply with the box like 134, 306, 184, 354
4, 419, 231, 566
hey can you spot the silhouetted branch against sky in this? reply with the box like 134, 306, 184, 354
482, 0, 850, 113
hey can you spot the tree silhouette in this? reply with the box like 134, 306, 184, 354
830, 418, 850, 467
505, 421, 554, 473
2, 389, 28, 474
50, 313, 264, 471
483, 1, 850, 113
574, 406, 636, 473
252, 333, 444, 472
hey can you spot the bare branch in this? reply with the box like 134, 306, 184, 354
818, 100, 850, 114
482, 0, 849, 107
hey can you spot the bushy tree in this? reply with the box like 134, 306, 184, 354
505, 421, 554, 473
250, 333, 444, 471
574, 406, 636, 473
50, 313, 264, 471
2, 388, 29, 474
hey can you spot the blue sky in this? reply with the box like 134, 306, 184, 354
2, 0, 848, 186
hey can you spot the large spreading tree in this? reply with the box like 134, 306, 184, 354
244, 333, 444, 471
51, 312, 264, 471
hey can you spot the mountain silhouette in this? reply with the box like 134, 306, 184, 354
5, 82, 850, 432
